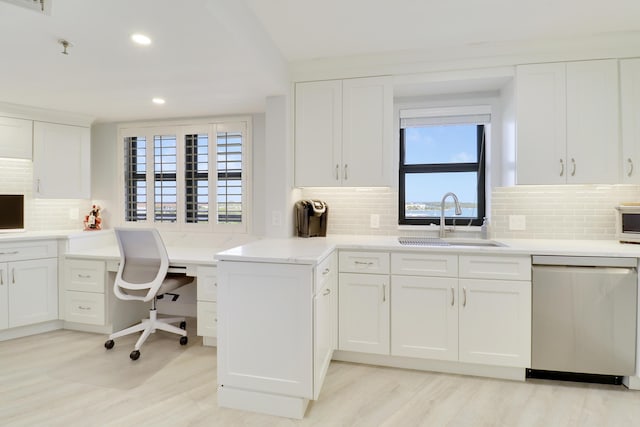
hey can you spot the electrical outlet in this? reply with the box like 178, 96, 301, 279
271, 210, 282, 227
370, 214, 380, 229
509, 215, 526, 231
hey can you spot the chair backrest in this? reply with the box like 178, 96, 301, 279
113, 228, 170, 302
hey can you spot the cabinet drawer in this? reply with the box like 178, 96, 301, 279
196, 266, 217, 302
459, 255, 531, 281
316, 252, 337, 290
339, 251, 389, 274
197, 301, 217, 337
65, 259, 106, 293
0, 240, 57, 263
65, 291, 105, 325
391, 252, 458, 277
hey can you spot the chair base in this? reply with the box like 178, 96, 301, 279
108, 308, 186, 352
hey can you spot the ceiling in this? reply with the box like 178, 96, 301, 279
0, 0, 639, 124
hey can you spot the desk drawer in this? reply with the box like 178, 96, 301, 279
65, 259, 106, 293
196, 266, 217, 302
65, 291, 105, 325
339, 251, 389, 274
197, 301, 217, 337
0, 240, 57, 263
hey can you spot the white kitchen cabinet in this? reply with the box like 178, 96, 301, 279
0, 116, 32, 159
338, 250, 390, 355
294, 76, 392, 187
458, 255, 531, 368
390, 252, 531, 368
7, 258, 58, 328
0, 240, 58, 330
621, 58, 640, 183
338, 273, 389, 355
391, 274, 458, 360
458, 278, 531, 367
33, 121, 90, 198
313, 252, 336, 399
196, 266, 217, 341
63, 259, 106, 325
516, 60, 619, 184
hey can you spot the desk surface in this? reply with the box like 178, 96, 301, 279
65, 245, 220, 266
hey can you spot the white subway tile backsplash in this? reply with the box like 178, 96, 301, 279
301, 184, 639, 240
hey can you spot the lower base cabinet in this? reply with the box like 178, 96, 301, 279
6, 258, 58, 328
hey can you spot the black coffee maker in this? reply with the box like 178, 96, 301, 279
295, 200, 328, 237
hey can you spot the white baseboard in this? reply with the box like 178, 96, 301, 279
0, 320, 63, 342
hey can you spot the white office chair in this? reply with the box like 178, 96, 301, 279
104, 228, 193, 360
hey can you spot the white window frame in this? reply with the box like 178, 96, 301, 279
116, 116, 252, 234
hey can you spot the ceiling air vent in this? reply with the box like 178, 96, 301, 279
0, 0, 51, 15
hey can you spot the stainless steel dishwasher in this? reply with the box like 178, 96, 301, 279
531, 256, 637, 381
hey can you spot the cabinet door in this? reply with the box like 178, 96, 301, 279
338, 272, 389, 355
566, 60, 620, 184
516, 63, 567, 184
196, 266, 217, 302
342, 76, 393, 186
0, 264, 7, 330
313, 280, 333, 400
294, 80, 342, 187
33, 121, 90, 198
621, 58, 640, 183
0, 116, 32, 159
8, 258, 58, 328
391, 275, 458, 361
458, 278, 531, 368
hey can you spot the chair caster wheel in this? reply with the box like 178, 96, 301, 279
179, 321, 186, 330
104, 340, 114, 350
180, 336, 188, 346
130, 350, 140, 360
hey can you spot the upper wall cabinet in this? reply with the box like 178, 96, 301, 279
621, 58, 640, 183
33, 121, 90, 199
294, 76, 393, 187
0, 117, 32, 159
516, 60, 620, 184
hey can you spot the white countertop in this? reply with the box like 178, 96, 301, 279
65, 245, 221, 266
215, 235, 640, 265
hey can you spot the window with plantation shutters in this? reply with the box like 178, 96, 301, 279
118, 117, 250, 232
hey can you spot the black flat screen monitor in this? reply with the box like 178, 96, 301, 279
0, 195, 24, 231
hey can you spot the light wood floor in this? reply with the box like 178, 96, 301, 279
1, 326, 639, 427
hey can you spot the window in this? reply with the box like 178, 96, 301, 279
119, 118, 250, 232
398, 108, 488, 226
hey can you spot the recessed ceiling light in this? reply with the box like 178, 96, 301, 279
152, 98, 165, 105
131, 33, 152, 45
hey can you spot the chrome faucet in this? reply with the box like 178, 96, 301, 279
440, 192, 462, 238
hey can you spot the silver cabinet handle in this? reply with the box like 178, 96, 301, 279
450, 286, 455, 306
570, 158, 576, 177
0, 269, 3, 285
354, 261, 374, 266
559, 159, 564, 177
628, 158, 634, 177
462, 287, 467, 307
382, 284, 386, 302
322, 288, 331, 296
344, 164, 348, 180
78, 306, 91, 310
77, 274, 92, 279
37, 178, 41, 193
0, 251, 19, 256
12, 268, 15, 284
335, 164, 340, 181
322, 268, 330, 275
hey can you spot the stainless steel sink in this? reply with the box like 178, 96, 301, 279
398, 237, 507, 248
